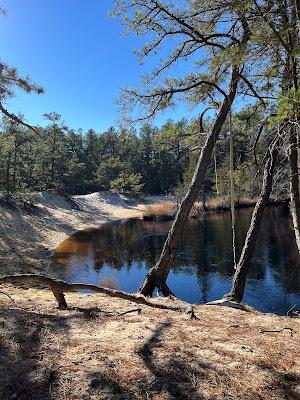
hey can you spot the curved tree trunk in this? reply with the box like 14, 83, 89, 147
225, 143, 278, 303
138, 66, 240, 297
289, 126, 300, 255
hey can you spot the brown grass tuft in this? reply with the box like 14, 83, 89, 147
142, 202, 177, 221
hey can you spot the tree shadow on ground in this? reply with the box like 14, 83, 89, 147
136, 319, 212, 399
87, 319, 217, 400
1, 304, 300, 400
0, 306, 108, 400
87, 318, 300, 400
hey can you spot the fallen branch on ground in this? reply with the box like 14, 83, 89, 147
260, 327, 294, 337
0, 274, 196, 316
117, 308, 142, 316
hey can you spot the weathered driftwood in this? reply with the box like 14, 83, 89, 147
0, 274, 193, 314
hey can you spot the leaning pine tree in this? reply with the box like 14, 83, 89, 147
225, 0, 300, 302
114, 0, 251, 296
226, 135, 279, 302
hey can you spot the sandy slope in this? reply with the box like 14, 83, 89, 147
0, 191, 170, 275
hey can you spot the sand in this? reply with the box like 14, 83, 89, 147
0, 285, 299, 399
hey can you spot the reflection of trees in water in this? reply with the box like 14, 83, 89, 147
252, 206, 300, 293
50, 206, 300, 304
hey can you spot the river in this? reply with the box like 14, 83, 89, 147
48, 205, 300, 315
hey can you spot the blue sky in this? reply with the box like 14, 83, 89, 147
0, 0, 197, 132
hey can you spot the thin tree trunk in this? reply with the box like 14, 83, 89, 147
5, 151, 12, 197
295, 0, 300, 26
287, 8, 300, 255
225, 143, 278, 302
289, 126, 300, 254
138, 66, 240, 296
13, 140, 17, 191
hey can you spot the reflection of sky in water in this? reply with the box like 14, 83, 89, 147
48, 206, 300, 315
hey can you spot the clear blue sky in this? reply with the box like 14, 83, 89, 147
0, 0, 196, 132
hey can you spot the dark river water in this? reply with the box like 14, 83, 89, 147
48, 206, 300, 315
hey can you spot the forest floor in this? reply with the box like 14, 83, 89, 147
0, 190, 174, 275
0, 285, 299, 399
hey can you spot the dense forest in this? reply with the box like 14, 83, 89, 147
0, 106, 284, 200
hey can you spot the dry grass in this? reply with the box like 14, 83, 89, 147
0, 285, 299, 400
142, 202, 178, 221
191, 196, 288, 216
142, 197, 287, 221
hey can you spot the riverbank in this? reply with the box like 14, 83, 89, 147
142, 196, 288, 221
0, 284, 299, 399
0, 190, 289, 276
0, 191, 173, 275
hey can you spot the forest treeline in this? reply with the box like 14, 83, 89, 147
0, 107, 284, 199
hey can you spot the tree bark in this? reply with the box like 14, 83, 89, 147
295, 0, 300, 26
286, 5, 300, 255
225, 143, 278, 302
289, 126, 300, 255
0, 273, 192, 313
138, 66, 240, 297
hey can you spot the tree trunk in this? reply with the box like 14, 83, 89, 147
225, 143, 278, 302
287, 7, 300, 255
289, 126, 300, 255
5, 151, 12, 197
295, 0, 300, 26
13, 140, 17, 192
138, 66, 240, 297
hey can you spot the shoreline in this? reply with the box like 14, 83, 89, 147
0, 191, 153, 275
0, 191, 289, 274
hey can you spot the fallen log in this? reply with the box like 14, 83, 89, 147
0, 274, 193, 314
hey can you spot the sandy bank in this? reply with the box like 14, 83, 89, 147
0, 191, 172, 275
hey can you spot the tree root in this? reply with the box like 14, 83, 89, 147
0, 274, 195, 316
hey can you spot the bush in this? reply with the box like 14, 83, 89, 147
110, 172, 144, 195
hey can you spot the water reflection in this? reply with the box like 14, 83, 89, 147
49, 206, 300, 315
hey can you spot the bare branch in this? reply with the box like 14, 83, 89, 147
239, 74, 267, 106
0, 102, 40, 135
